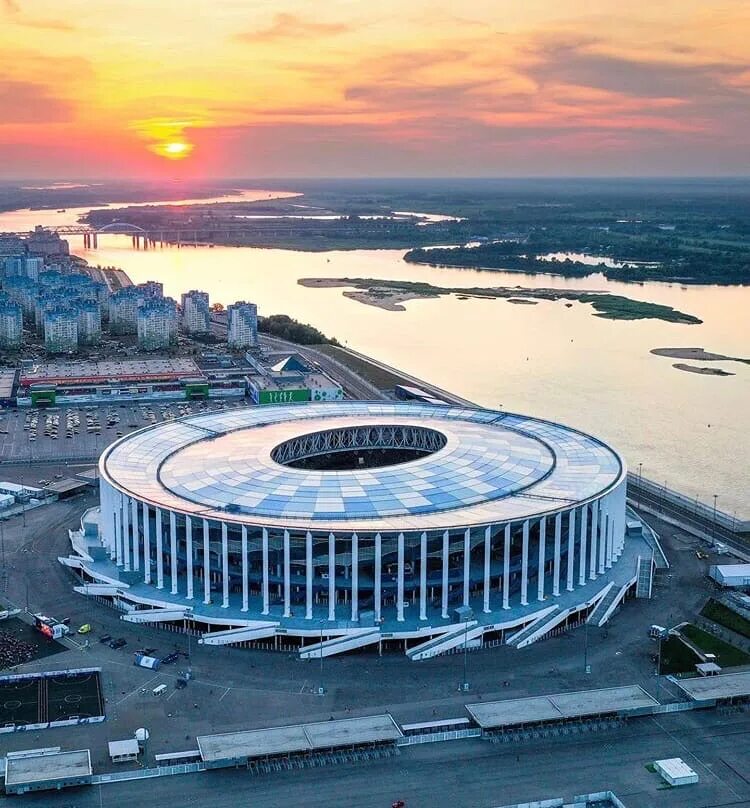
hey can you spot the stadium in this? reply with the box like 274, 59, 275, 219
63, 402, 652, 659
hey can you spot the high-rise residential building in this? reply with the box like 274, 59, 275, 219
35, 290, 70, 333
181, 289, 210, 334
26, 226, 69, 257
109, 287, 147, 334
1, 255, 44, 282
2, 276, 38, 321
77, 300, 102, 345
227, 301, 258, 349
138, 280, 164, 298
137, 297, 178, 351
0, 299, 23, 349
44, 307, 78, 353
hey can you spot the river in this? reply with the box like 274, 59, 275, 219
1, 191, 748, 518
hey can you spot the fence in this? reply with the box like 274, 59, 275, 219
93, 762, 206, 784
627, 472, 747, 534
397, 728, 481, 745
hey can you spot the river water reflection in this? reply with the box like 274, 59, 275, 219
1, 197, 748, 518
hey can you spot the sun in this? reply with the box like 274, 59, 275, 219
156, 140, 193, 160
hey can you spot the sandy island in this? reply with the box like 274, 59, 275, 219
673, 363, 735, 377
299, 277, 702, 325
651, 347, 749, 364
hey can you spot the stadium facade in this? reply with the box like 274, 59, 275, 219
64, 402, 652, 658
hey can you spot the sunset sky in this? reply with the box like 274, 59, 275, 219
1, 0, 749, 178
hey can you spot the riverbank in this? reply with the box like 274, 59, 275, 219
299, 277, 702, 324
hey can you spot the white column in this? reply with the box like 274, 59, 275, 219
169, 511, 178, 595
579, 505, 588, 585
222, 522, 230, 609
351, 532, 359, 622
241, 526, 248, 612
502, 524, 511, 609
606, 511, 614, 569
106, 486, 116, 561
483, 526, 491, 614
441, 530, 449, 619
552, 513, 561, 597
143, 503, 151, 584
589, 500, 598, 580
203, 519, 211, 605
328, 532, 335, 621
520, 520, 529, 606
114, 508, 122, 567
261, 527, 269, 615
419, 532, 427, 621
305, 531, 313, 620
397, 532, 405, 622
599, 499, 608, 573
462, 528, 471, 607
282, 529, 290, 617
185, 516, 193, 599
566, 508, 576, 591
537, 516, 546, 601
131, 498, 139, 572
155, 508, 164, 589
122, 495, 130, 572
374, 533, 382, 623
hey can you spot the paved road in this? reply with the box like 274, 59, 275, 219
630, 484, 749, 557
6, 709, 750, 808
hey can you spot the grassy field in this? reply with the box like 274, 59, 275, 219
659, 636, 700, 675
682, 624, 750, 667
700, 599, 750, 640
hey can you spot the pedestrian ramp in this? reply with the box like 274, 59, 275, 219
73, 583, 122, 597
505, 605, 563, 648
406, 621, 481, 661
121, 606, 190, 623
587, 577, 635, 627
635, 555, 654, 598
299, 627, 380, 659
199, 623, 279, 646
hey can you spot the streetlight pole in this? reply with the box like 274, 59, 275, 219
637, 463, 643, 507
713, 494, 719, 545
318, 620, 325, 695
583, 616, 590, 674
461, 621, 469, 692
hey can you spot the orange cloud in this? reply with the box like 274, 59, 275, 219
235, 14, 350, 43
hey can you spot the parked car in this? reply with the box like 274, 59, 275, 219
161, 652, 179, 664
99, 634, 112, 644
109, 638, 127, 649
77, 624, 92, 634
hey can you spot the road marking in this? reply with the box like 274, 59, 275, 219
299, 680, 308, 694
218, 687, 231, 702
166, 688, 179, 701
114, 673, 162, 706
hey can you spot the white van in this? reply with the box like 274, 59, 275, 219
152, 684, 167, 696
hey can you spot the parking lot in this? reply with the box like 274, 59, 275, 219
0, 397, 252, 465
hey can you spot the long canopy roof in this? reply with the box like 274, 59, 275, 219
100, 401, 624, 532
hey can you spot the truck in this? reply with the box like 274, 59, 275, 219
34, 614, 71, 640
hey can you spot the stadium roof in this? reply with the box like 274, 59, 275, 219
100, 402, 624, 532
